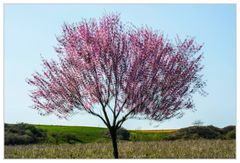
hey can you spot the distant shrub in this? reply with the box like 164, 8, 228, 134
192, 120, 204, 126
61, 133, 82, 144
5, 123, 47, 145
5, 133, 33, 145
225, 130, 236, 139
105, 127, 130, 140
50, 132, 82, 144
50, 133, 61, 144
164, 126, 223, 140
117, 128, 130, 140
206, 125, 223, 134
221, 126, 235, 135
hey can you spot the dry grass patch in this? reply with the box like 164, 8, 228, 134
5, 140, 235, 159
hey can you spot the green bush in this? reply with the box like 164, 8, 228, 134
164, 125, 236, 141
5, 132, 34, 145
222, 126, 235, 134
225, 130, 236, 139
105, 127, 130, 140
117, 128, 130, 140
5, 123, 47, 145
50, 133, 61, 144
164, 126, 223, 140
61, 133, 82, 144
206, 125, 223, 134
50, 132, 82, 144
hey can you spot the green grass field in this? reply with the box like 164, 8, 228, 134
5, 140, 235, 158
35, 125, 172, 143
36, 125, 109, 143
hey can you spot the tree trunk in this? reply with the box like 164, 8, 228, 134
110, 128, 119, 159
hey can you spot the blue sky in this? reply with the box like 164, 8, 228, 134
4, 4, 236, 129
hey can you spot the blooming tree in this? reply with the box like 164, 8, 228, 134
27, 14, 205, 158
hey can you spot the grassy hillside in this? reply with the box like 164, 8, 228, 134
6, 123, 235, 145
36, 125, 109, 143
35, 124, 172, 143
5, 124, 174, 144
5, 123, 173, 144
